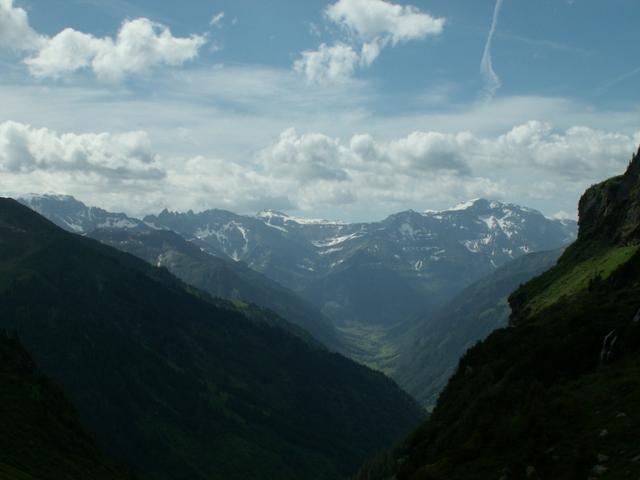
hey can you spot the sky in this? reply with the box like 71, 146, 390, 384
1, 0, 639, 221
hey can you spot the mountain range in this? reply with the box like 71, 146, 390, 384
20, 195, 577, 331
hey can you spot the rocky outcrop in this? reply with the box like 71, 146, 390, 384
578, 146, 640, 244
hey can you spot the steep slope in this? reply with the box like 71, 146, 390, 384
0, 331, 128, 480
0, 198, 424, 480
88, 228, 340, 349
394, 248, 564, 407
357, 147, 640, 480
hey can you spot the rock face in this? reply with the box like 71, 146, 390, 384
578, 147, 640, 243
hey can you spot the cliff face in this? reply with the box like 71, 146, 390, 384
578, 147, 640, 244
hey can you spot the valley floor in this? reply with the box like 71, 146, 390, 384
336, 321, 400, 376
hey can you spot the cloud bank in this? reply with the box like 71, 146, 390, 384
2, 120, 638, 219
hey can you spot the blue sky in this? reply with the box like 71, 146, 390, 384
1, 0, 639, 221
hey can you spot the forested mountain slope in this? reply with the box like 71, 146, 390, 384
357, 148, 640, 479
88, 228, 340, 349
0, 332, 128, 480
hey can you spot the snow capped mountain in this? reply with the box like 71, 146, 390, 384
17, 194, 577, 327
145, 198, 576, 326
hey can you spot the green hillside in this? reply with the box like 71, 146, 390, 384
356, 149, 640, 479
0, 198, 423, 480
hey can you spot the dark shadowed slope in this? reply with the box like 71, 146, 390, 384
88, 228, 341, 349
0, 331, 128, 480
0, 198, 423, 480
357, 147, 640, 480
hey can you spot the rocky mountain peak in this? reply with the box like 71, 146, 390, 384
578, 146, 640, 244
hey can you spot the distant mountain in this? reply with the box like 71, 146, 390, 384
89, 228, 341, 349
0, 331, 128, 480
356, 149, 640, 479
393, 248, 564, 407
20, 194, 576, 328
18, 194, 147, 232
145, 200, 577, 326
0, 198, 424, 480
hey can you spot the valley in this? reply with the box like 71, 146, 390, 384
1, 1, 637, 477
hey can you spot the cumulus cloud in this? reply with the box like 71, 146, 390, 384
326, 0, 444, 43
25, 18, 206, 81
0, 121, 165, 180
296, 0, 444, 84
0, 2, 205, 81
481, 0, 504, 100
0, 0, 44, 50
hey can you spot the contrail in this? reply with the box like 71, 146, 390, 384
480, 0, 504, 100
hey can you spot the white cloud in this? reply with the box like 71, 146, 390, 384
0, 121, 164, 180
260, 128, 351, 183
0, 2, 205, 81
210, 12, 225, 27
25, 18, 206, 81
294, 43, 360, 84
296, 0, 444, 83
0, 0, 44, 50
326, 0, 444, 44
481, 0, 504, 100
